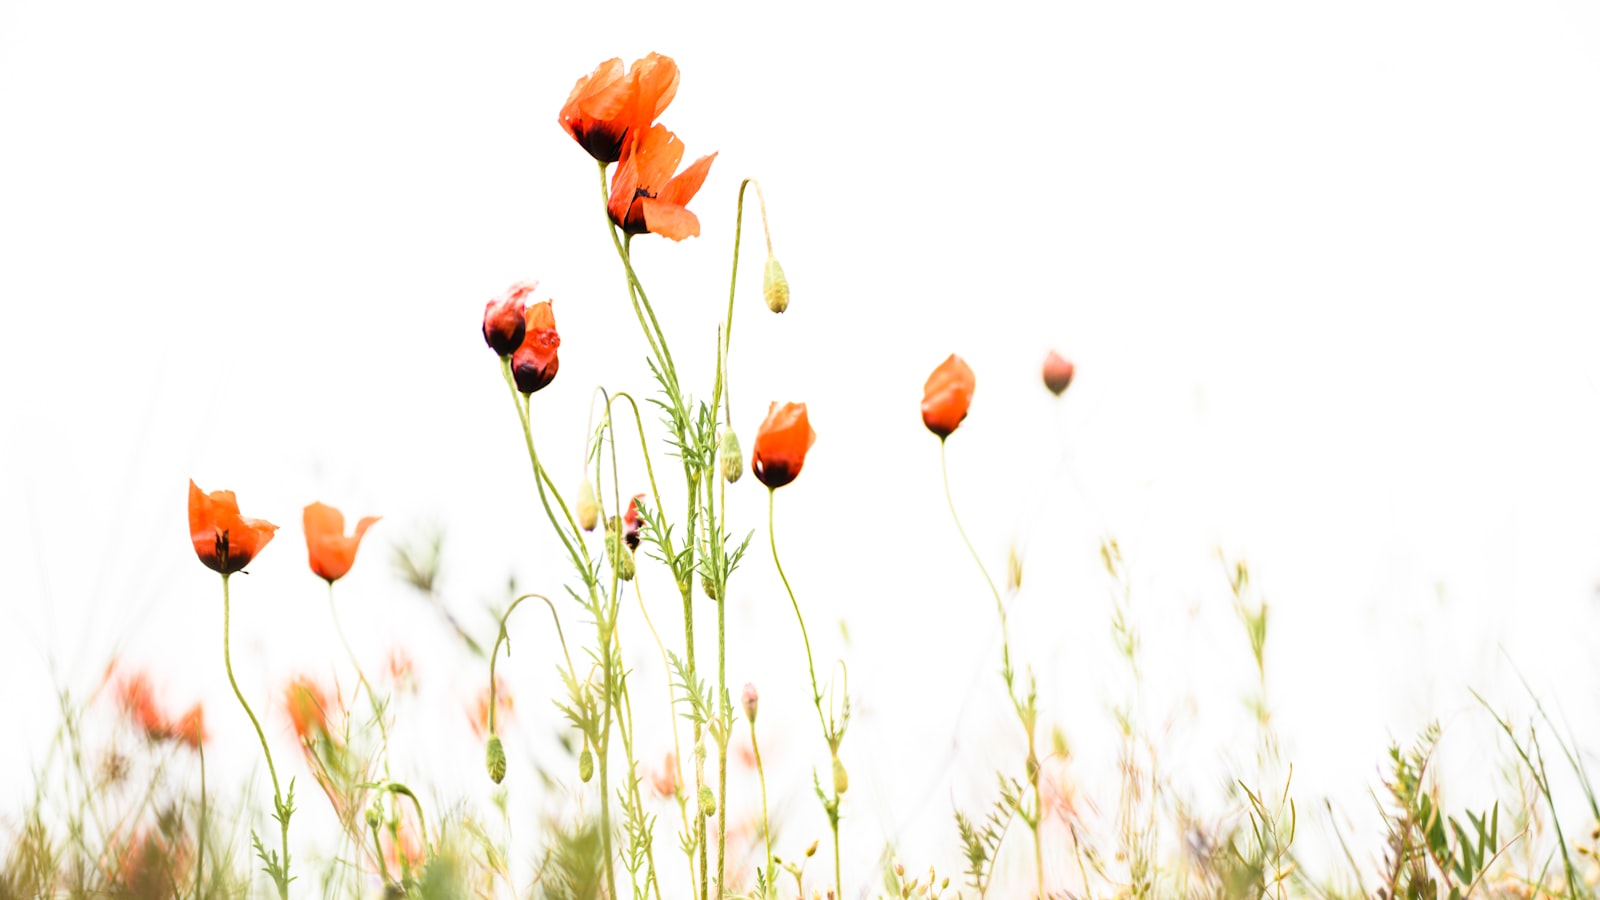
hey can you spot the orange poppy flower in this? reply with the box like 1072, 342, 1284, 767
750, 402, 816, 489
1042, 350, 1075, 397
188, 480, 278, 574
284, 676, 332, 741
483, 280, 536, 357
921, 354, 976, 439
512, 300, 560, 394
115, 671, 169, 741
559, 53, 680, 164
303, 501, 380, 583
173, 703, 206, 751
622, 493, 646, 550
607, 124, 717, 241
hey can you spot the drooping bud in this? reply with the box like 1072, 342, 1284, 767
486, 735, 507, 784
718, 427, 742, 484
604, 524, 636, 582
576, 478, 599, 532
579, 748, 595, 783
741, 683, 759, 723
483, 281, 535, 356
1042, 350, 1075, 397
762, 256, 789, 313
365, 805, 382, 830
698, 785, 718, 818
831, 756, 849, 795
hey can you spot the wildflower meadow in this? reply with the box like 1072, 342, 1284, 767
5, 6, 1600, 900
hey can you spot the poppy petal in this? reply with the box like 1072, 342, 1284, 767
640, 198, 702, 241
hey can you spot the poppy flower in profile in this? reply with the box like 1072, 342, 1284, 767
188, 480, 278, 575
483, 281, 536, 356
173, 703, 206, 751
303, 502, 381, 583
607, 125, 717, 241
115, 672, 169, 741
512, 301, 561, 394
284, 677, 333, 742
622, 494, 647, 551
1042, 350, 1075, 397
750, 402, 816, 490
921, 354, 976, 439
559, 53, 680, 164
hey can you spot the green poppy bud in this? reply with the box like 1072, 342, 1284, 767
576, 478, 599, 532
579, 748, 594, 783
832, 756, 849, 795
699, 786, 717, 818
486, 735, 507, 784
719, 427, 742, 484
763, 256, 789, 314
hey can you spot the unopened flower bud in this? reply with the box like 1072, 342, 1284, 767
763, 256, 789, 314
805, 839, 819, 858
832, 756, 849, 795
486, 735, 507, 784
482, 281, 535, 356
579, 748, 594, 783
576, 478, 598, 532
741, 683, 759, 723
701, 570, 721, 601
365, 806, 382, 830
1007, 545, 1023, 593
699, 785, 717, 818
719, 427, 743, 484
605, 526, 636, 581
1042, 350, 1075, 397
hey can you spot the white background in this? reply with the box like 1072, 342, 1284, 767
4, 1, 1600, 895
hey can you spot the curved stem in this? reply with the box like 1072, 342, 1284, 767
939, 440, 1043, 898
488, 593, 572, 736
220, 573, 289, 900
749, 718, 773, 896
767, 491, 825, 735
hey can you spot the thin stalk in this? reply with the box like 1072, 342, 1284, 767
939, 440, 1043, 898
749, 716, 773, 896
767, 489, 840, 894
221, 573, 289, 900
194, 740, 205, 900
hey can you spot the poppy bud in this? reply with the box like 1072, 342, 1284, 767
701, 570, 721, 601
512, 301, 560, 395
486, 735, 507, 784
920, 354, 975, 440
718, 427, 742, 484
832, 756, 849, 795
576, 478, 599, 532
1042, 350, 1075, 397
750, 402, 816, 490
699, 785, 717, 818
1007, 546, 1023, 593
365, 806, 382, 830
579, 748, 594, 783
742, 683, 758, 723
763, 256, 789, 313
483, 282, 535, 356
605, 525, 636, 582
805, 839, 819, 858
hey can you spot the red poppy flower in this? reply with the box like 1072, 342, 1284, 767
921, 354, 975, 439
303, 501, 380, 583
284, 677, 332, 742
750, 402, 816, 489
1042, 350, 1075, 397
607, 125, 717, 241
512, 300, 560, 394
622, 493, 646, 550
483, 281, 536, 356
188, 480, 278, 575
115, 672, 169, 741
173, 703, 206, 751
559, 53, 680, 164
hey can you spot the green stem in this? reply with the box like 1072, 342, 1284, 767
749, 718, 773, 897
939, 440, 1043, 898
767, 490, 841, 894
194, 739, 205, 900
220, 573, 289, 900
